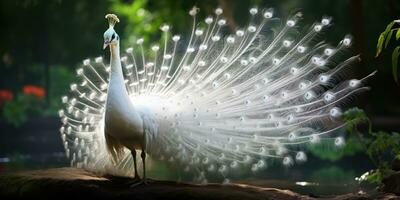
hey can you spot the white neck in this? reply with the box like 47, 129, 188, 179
107, 41, 142, 122
108, 41, 133, 104
110, 42, 123, 77
107, 41, 132, 103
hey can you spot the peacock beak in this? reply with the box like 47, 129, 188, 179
103, 41, 110, 49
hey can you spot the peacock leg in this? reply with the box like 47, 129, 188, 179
132, 150, 140, 179
127, 150, 141, 186
141, 150, 148, 184
129, 150, 148, 187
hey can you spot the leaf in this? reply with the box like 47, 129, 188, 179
392, 46, 400, 82
342, 107, 367, 132
385, 21, 395, 36
366, 170, 382, 184
397, 29, 400, 40
385, 30, 393, 49
376, 34, 385, 57
376, 21, 395, 57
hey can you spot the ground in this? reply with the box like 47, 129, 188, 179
0, 168, 398, 199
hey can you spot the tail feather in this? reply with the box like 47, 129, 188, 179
59, 7, 373, 183
105, 133, 125, 163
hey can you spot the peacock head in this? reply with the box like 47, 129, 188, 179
103, 14, 120, 49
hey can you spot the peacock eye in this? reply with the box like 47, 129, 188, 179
111, 33, 115, 40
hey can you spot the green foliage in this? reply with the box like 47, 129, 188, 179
367, 131, 400, 163
392, 46, 400, 82
0, 65, 73, 126
342, 107, 400, 184
2, 96, 28, 127
110, 0, 231, 53
376, 20, 400, 82
43, 66, 75, 116
376, 21, 394, 57
109, 0, 192, 49
306, 107, 367, 161
342, 107, 371, 133
366, 170, 383, 184
110, 0, 159, 47
307, 137, 363, 162
2, 94, 45, 127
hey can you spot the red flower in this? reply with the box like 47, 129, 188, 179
23, 85, 45, 98
0, 90, 13, 101
0, 90, 13, 108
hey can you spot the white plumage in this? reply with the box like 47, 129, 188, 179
59, 7, 374, 183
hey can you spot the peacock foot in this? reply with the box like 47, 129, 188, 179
126, 176, 141, 186
129, 179, 149, 188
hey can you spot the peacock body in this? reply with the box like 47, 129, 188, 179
59, 7, 374, 183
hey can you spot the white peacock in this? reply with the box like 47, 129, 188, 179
58, 7, 375, 184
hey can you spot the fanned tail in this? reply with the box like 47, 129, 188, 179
59, 6, 374, 183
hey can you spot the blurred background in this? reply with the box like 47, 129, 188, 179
0, 0, 399, 195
